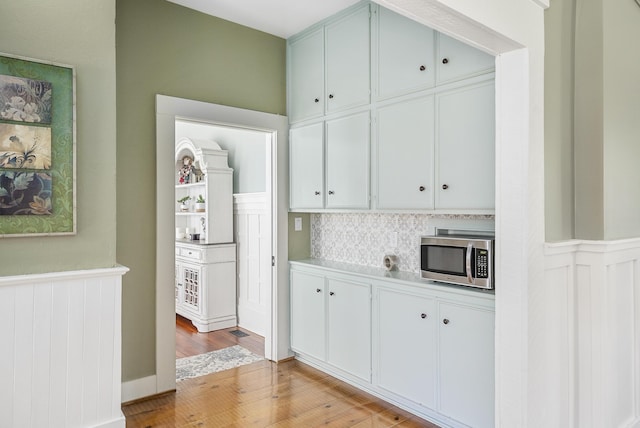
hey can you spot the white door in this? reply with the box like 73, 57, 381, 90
290, 270, 326, 361
376, 287, 436, 407
376, 6, 435, 100
327, 277, 371, 381
438, 301, 495, 428
288, 28, 324, 122
325, 4, 370, 113
325, 112, 370, 209
376, 96, 435, 209
436, 81, 495, 209
290, 123, 325, 209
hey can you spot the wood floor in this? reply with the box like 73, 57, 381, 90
122, 316, 439, 427
175, 314, 265, 358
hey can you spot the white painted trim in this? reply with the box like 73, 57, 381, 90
121, 375, 159, 403
155, 95, 291, 398
0, 265, 129, 287
91, 415, 125, 428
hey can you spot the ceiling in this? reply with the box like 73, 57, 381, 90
167, 0, 361, 39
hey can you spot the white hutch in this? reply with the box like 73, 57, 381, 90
174, 137, 237, 332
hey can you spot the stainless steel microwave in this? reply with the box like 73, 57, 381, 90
420, 234, 494, 289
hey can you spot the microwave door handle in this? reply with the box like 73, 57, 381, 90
466, 243, 473, 283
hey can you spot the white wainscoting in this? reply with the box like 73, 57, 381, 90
234, 193, 270, 336
0, 266, 128, 428
543, 239, 640, 428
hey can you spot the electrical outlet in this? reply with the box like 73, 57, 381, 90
294, 217, 303, 232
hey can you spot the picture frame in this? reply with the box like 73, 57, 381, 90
0, 53, 76, 237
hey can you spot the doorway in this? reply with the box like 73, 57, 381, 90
156, 95, 291, 394
174, 119, 272, 362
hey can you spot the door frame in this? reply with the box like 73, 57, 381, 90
155, 95, 290, 393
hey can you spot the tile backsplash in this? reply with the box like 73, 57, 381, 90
311, 213, 494, 273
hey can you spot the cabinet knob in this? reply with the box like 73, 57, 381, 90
316, 288, 322, 293
443, 318, 450, 325
442, 184, 449, 190
419, 186, 425, 192
329, 291, 335, 296
419, 65, 426, 71
328, 94, 334, 99
420, 313, 427, 319
328, 190, 335, 195
442, 58, 449, 64
314, 191, 321, 195
314, 98, 319, 103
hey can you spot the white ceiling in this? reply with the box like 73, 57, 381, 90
167, 0, 361, 39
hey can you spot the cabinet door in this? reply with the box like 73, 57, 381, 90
326, 112, 370, 209
436, 33, 495, 85
289, 28, 324, 122
377, 288, 436, 408
290, 123, 324, 209
325, 4, 370, 113
180, 262, 203, 315
438, 301, 495, 428
290, 270, 326, 361
327, 277, 371, 381
376, 6, 435, 100
436, 81, 495, 210
377, 96, 434, 209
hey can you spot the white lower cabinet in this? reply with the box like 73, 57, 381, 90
437, 301, 495, 428
327, 277, 371, 381
376, 287, 437, 408
290, 267, 372, 382
290, 261, 495, 428
175, 242, 237, 332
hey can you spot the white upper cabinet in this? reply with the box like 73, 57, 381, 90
288, 29, 324, 123
289, 123, 324, 210
288, 3, 370, 123
436, 81, 495, 210
325, 4, 371, 114
376, 6, 435, 100
436, 33, 495, 85
376, 96, 435, 210
326, 112, 370, 209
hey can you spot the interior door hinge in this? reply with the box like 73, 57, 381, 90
272, 256, 276, 267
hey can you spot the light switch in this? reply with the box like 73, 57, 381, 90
294, 217, 303, 231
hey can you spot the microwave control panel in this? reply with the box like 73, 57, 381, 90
475, 249, 489, 278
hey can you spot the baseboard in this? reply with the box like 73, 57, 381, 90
92, 413, 125, 428
121, 374, 158, 403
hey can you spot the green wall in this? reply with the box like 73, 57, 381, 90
0, 1, 117, 274
116, 0, 286, 381
545, 0, 640, 240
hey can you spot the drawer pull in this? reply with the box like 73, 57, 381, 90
316, 288, 322, 293
421, 313, 427, 319
443, 318, 450, 325
329, 291, 335, 296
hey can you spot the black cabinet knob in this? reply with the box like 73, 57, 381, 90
419, 186, 425, 192
419, 65, 426, 71
328, 94, 334, 99
314, 191, 320, 195
442, 184, 449, 190
443, 318, 450, 325
421, 313, 427, 319
316, 288, 321, 293
329, 291, 335, 296
442, 58, 449, 64
314, 98, 319, 103
328, 190, 335, 195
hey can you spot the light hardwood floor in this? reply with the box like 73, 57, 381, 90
122, 316, 439, 427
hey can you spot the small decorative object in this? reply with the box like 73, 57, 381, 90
178, 155, 194, 184
177, 195, 191, 212
195, 194, 205, 212
383, 254, 399, 271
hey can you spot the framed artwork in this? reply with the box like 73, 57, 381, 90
0, 53, 76, 237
